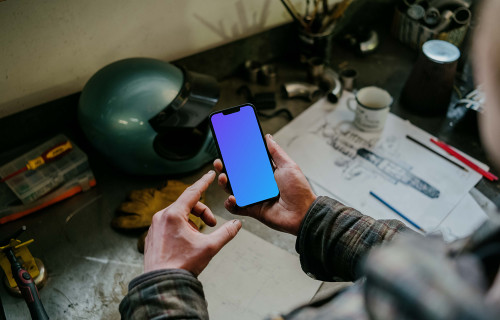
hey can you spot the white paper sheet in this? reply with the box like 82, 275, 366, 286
437, 193, 489, 242
200, 218, 321, 320
275, 93, 488, 231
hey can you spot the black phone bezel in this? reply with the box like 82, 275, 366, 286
209, 103, 279, 208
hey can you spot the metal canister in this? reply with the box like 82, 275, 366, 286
400, 40, 460, 115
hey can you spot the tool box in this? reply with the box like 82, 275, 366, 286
0, 134, 90, 205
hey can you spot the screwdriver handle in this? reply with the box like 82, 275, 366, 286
6, 249, 49, 320
26, 141, 72, 170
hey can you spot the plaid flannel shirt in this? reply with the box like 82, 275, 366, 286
119, 196, 500, 319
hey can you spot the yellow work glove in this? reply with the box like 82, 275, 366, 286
111, 180, 205, 230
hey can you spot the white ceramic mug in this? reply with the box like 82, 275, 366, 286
347, 86, 393, 132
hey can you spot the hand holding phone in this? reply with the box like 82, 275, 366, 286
210, 104, 279, 207
214, 134, 317, 236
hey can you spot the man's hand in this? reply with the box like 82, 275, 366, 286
214, 134, 317, 236
144, 171, 242, 276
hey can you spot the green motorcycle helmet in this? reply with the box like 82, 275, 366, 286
78, 58, 219, 175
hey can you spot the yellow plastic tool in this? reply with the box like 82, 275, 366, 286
0, 239, 39, 288
1, 140, 73, 182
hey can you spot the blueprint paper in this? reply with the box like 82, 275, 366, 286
311, 178, 488, 239
200, 218, 321, 320
274, 93, 487, 231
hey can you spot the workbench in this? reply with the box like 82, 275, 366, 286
1, 24, 499, 319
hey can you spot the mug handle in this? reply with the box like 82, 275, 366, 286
347, 97, 357, 112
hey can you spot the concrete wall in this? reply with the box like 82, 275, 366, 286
0, 0, 309, 118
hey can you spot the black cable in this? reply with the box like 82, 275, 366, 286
257, 109, 294, 121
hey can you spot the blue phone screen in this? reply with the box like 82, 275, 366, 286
211, 105, 279, 207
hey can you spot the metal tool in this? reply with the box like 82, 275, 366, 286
0, 140, 72, 183
0, 226, 49, 320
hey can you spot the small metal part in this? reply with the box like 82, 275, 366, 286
244, 60, 262, 83
359, 30, 379, 54
259, 64, 277, 86
307, 57, 325, 82
339, 68, 357, 91
281, 82, 321, 101
407, 4, 426, 20
318, 67, 343, 103
424, 7, 440, 26
327, 78, 343, 103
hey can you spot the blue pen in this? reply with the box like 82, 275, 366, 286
369, 191, 426, 233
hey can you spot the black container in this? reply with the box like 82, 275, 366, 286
400, 40, 460, 115
297, 26, 335, 64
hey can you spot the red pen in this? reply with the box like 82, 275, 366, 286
430, 138, 498, 181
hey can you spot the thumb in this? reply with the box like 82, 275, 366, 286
208, 219, 242, 252
266, 134, 295, 168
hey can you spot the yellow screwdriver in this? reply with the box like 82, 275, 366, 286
1, 140, 73, 183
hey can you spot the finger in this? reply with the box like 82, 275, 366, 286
266, 134, 296, 169
224, 195, 244, 215
213, 159, 224, 174
176, 171, 216, 211
191, 201, 217, 227
218, 173, 231, 194
208, 219, 242, 253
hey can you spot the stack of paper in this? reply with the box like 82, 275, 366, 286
274, 93, 489, 240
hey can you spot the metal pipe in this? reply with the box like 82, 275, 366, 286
432, 10, 453, 33
281, 82, 322, 101
453, 7, 471, 26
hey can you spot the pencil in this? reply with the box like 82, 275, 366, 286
430, 138, 499, 181
369, 191, 426, 233
406, 135, 468, 172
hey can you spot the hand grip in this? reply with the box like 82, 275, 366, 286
6, 249, 49, 320
16, 269, 49, 320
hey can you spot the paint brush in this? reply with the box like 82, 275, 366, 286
280, 0, 308, 29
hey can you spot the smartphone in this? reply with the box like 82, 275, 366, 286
209, 104, 279, 207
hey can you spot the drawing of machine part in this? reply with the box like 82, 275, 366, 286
317, 121, 379, 159
357, 148, 440, 199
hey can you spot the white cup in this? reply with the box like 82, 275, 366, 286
347, 86, 393, 132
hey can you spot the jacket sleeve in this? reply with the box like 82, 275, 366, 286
119, 269, 209, 320
296, 196, 413, 282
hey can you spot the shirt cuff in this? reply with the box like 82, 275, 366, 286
129, 269, 198, 291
